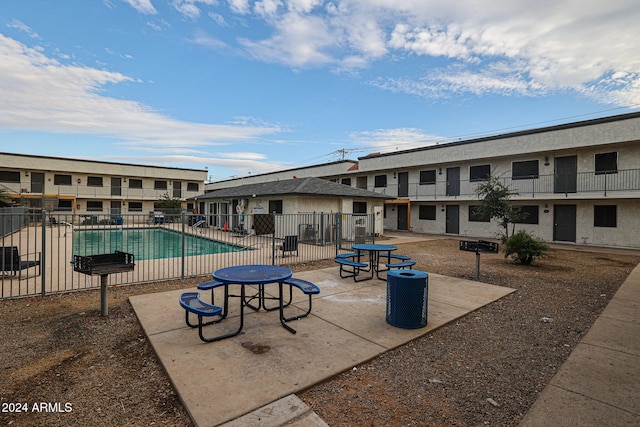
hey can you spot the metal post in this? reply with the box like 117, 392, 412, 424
475, 250, 480, 280
181, 210, 185, 279
41, 209, 47, 296
100, 274, 108, 316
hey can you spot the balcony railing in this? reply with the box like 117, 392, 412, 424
1, 183, 201, 201
366, 168, 640, 200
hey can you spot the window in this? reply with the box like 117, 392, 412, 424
469, 205, 490, 222
341, 178, 351, 186
353, 201, 367, 214
419, 170, 436, 185
512, 160, 539, 180
514, 205, 539, 224
129, 179, 143, 189
187, 182, 199, 192
269, 200, 283, 214
0, 170, 20, 182
87, 176, 103, 187
594, 205, 617, 227
54, 174, 72, 185
356, 176, 367, 189
154, 180, 167, 190
419, 205, 436, 220
595, 152, 618, 174
86, 201, 103, 212
56, 199, 73, 211
128, 202, 143, 212
470, 165, 491, 182
374, 175, 387, 188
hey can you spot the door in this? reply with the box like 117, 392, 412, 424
554, 204, 576, 242
398, 172, 409, 198
554, 156, 577, 194
397, 204, 408, 231
446, 205, 459, 234
111, 177, 121, 196
110, 200, 121, 215
446, 167, 460, 196
31, 172, 44, 193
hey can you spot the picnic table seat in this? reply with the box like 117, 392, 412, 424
282, 278, 320, 322
196, 280, 227, 304
335, 252, 359, 259
385, 261, 416, 270
335, 257, 371, 282
179, 291, 242, 343
379, 253, 411, 261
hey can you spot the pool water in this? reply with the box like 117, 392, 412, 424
73, 228, 245, 260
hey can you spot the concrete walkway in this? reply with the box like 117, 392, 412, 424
130, 266, 514, 427
520, 261, 640, 426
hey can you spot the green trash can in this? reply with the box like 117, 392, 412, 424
386, 270, 428, 329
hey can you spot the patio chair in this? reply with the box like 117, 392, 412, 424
1, 246, 41, 280
279, 235, 299, 257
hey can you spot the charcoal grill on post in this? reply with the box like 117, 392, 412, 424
459, 240, 499, 280
73, 251, 135, 316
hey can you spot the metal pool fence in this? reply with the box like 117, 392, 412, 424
0, 209, 376, 299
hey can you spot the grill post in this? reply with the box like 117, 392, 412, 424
101, 274, 109, 316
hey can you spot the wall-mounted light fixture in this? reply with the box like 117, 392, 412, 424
24, 171, 29, 177
438, 168, 443, 175
544, 156, 550, 166
393, 172, 396, 179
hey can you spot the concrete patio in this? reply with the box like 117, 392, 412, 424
130, 265, 515, 427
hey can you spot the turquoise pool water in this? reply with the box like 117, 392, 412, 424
73, 228, 244, 260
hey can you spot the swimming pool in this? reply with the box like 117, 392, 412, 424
73, 228, 245, 261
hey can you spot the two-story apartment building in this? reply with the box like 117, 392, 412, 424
206, 111, 640, 249
0, 153, 208, 216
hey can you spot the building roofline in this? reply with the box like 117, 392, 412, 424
210, 160, 358, 184
0, 151, 208, 173
195, 177, 394, 200
359, 110, 640, 160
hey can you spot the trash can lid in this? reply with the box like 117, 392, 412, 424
387, 270, 428, 279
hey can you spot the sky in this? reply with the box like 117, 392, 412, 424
1, 1, 640, 182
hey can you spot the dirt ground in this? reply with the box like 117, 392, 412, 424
1, 239, 638, 427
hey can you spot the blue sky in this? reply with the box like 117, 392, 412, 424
1, 1, 639, 182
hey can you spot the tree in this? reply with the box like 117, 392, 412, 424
474, 174, 526, 240
0, 188, 13, 206
155, 192, 182, 210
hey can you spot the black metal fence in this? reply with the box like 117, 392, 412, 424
1, 209, 375, 299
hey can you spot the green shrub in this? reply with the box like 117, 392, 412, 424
504, 230, 549, 265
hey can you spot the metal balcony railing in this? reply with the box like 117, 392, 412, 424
1, 182, 201, 201
366, 169, 640, 200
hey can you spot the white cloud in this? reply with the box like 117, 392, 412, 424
0, 34, 282, 150
255, 0, 283, 17
7, 20, 41, 39
172, 0, 218, 19
350, 128, 447, 153
228, 0, 250, 14
225, 0, 640, 106
121, 0, 157, 15
189, 29, 228, 49
239, 12, 334, 67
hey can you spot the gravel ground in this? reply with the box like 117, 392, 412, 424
0, 238, 638, 426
